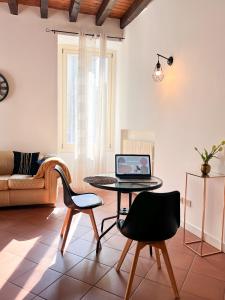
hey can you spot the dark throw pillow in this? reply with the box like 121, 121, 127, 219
13, 152, 40, 176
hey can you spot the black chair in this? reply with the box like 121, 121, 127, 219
54, 165, 103, 253
116, 191, 180, 300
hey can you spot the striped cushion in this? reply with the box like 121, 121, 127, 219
13, 152, 40, 176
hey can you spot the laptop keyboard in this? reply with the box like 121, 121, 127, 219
117, 178, 155, 183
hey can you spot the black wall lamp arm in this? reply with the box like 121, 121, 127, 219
157, 53, 173, 65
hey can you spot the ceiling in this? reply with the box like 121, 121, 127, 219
0, 0, 153, 28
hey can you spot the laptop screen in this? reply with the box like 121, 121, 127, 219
115, 154, 151, 177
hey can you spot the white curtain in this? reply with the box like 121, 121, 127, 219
73, 33, 108, 190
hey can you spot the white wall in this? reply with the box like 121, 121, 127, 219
119, 0, 225, 248
0, 3, 122, 154
1, 0, 224, 247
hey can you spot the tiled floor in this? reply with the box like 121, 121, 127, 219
0, 189, 225, 300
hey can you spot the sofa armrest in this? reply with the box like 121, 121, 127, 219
34, 157, 72, 189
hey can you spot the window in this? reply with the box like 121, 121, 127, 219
58, 45, 115, 152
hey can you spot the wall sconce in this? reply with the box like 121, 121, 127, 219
152, 54, 174, 82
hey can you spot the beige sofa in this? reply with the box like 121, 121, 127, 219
0, 151, 70, 207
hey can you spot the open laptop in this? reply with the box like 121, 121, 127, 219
115, 154, 152, 182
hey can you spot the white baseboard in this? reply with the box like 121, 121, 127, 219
181, 221, 225, 253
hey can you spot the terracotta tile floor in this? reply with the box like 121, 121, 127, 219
0, 189, 225, 300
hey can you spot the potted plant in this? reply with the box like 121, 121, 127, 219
194, 140, 225, 175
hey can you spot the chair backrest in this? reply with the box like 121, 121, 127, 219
54, 165, 77, 208
120, 191, 180, 242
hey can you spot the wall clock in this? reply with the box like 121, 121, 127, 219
0, 74, 9, 102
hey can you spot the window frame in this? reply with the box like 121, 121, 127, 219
58, 44, 116, 153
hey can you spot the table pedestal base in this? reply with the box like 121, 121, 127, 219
97, 192, 132, 253
97, 221, 117, 253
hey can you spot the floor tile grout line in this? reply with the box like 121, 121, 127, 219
9, 269, 64, 296
189, 268, 225, 284
79, 264, 114, 299
80, 285, 123, 299
143, 263, 187, 291
77, 241, 121, 287
179, 251, 196, 292
96, 267, 144, 298
6, 250, 87, 288
131, 277, 178, 298
6, 246, 86, 268
128, 250, 166, 298
93, 267, 112, 285
35, 272, 103, 299
50, 255, 86, 274
2, 281, 37, 298
83, 255, 118, 268
51, 271, 104, 289
7, 262, 39, 283
129, 275, 145, 298
79, 284, 94, 299
91, 281, 128, 299
183, 244, 225, 282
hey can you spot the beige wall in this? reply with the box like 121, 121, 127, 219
0, 3, 122, 154
119, 0, 225, 248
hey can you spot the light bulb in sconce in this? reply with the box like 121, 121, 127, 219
152, 61, 164, 82
152, 54, 174, 82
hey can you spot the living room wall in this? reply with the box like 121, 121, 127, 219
0, 3, 122, 154
119, 0, 225, 248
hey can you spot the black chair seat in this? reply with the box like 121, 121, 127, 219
72, 193, 103, 209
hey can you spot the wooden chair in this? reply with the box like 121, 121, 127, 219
116, 191, 180, 300
54, 165, 103, 253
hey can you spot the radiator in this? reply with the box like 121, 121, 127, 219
121, 139, 154, 175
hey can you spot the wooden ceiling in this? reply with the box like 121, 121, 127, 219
1, 0, 153, 28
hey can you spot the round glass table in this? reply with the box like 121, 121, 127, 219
85, 175, 163, 253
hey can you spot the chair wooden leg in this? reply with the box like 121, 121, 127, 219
155, 247, 161, 269
60, 208, 71, 237
160, 241, 179, 299
87, 209, 99, 241
124, 241, 145, 300
116, 239, 133, 271
61, 208, 74, 254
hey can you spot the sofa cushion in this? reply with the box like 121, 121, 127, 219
0, 151, 13, 175
13, 152, 40, 176
8, 174, 45, 190
0, 175, 11, 190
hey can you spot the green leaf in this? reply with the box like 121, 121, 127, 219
204, 148, 208, 156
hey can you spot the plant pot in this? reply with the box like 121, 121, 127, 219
201, 163, 211, 176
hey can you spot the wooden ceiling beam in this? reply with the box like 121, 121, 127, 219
120, 0, 153, 29
69, 0, 81, 22
40, 0, 48, 18
8, 0, 18, 15
96, 0, 117, 26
